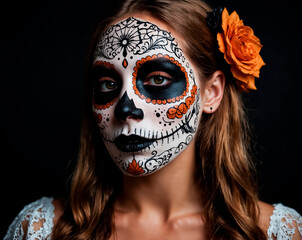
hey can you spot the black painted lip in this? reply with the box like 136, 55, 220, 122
114, 134, 155, 152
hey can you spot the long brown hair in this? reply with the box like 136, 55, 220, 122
52, 0, 266, 239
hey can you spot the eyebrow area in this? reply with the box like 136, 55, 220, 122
92, 61, 120, 81
137, 58, 185, 79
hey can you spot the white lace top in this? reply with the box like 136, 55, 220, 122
4, 197, 302, 240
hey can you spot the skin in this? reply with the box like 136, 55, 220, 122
93, 15, 204, 177
93, 14, 215, 238
51, 14, 276, 239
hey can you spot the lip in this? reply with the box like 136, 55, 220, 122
114, 134, 155, 152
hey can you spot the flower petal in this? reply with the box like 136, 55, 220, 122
217, 32, 226, 53
231, 65, 257, 90
229, 11, 241, 25
221, 8, 230, 32
127, 159, 144, 175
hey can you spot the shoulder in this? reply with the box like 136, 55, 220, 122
4, 197, 64, 240
258, 201, 302, 240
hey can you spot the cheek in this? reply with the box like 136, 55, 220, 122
166, 84, 198, 120
137, 98, 192, 132
152, 108, 174, 127
93, 106, 115, 131
139, 84, 198, 124
137, 104, 175, 130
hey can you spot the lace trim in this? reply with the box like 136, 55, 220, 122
5, 198, 302, 240
4, 197, 54, 240
267, 203, 302, 240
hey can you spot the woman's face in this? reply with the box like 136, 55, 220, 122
92, 16, 203, 176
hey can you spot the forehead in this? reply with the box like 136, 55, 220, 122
93, 17, 187, 67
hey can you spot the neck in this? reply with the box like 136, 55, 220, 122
115, 141, 202, 221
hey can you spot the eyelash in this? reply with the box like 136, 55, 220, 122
144, 71, 172, 87
95, 71, 173, 93
97, 77, 118, 92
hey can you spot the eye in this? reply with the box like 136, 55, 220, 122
144, 72, 172, 87
98, 78, 118, 92
135, 57, 187, 101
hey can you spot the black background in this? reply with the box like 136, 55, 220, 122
1, 0, 301, 237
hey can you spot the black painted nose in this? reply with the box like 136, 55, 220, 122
114, 91, 144, 121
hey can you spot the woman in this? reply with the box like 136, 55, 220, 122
5, 0, 302, 239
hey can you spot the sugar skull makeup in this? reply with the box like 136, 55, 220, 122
93, 17, 202, 176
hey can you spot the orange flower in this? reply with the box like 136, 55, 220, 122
127, 159, 144, 175
167, 107, 177, 119
217, 8, 265, 91
176, 103, 188, 118
166, 84, 198, 119
185, 96, 194, 109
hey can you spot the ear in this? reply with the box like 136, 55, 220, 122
203, 70, 225, 114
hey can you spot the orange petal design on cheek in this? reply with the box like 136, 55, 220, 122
175, 111, 183, 119
178, 103, 188, 114
166, 84, 198, 120
185, 97, 193, 109
167, 108, 177, 119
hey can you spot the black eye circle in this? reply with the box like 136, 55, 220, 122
94, 79, 120, 105
135, 57, 187, 101
96, 78, 118, 93
92, 63, 122, 106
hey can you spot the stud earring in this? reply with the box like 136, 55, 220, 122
210, 107, 213, 111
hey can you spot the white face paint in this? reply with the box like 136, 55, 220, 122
92, 17, 202, 176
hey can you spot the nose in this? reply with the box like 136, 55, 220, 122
114, 91, 144, 121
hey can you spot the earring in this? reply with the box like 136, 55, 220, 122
210, 107, 213, 111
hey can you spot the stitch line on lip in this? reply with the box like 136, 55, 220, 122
103, 120, 190, 144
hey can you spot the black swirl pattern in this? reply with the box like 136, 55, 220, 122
94, 17, 185, 68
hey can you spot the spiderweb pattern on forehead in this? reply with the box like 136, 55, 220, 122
94, 17, 186, 66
